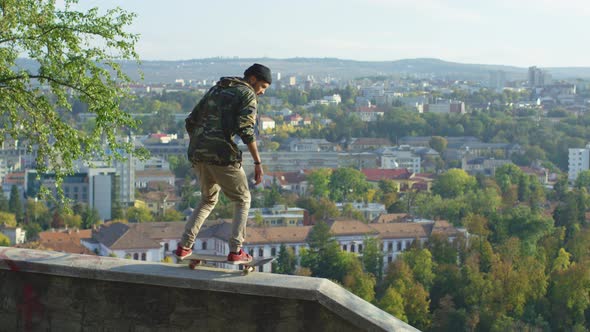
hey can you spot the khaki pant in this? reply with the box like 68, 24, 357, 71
181, 162, 251, 253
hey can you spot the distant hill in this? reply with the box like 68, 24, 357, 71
16, 57, 590, 84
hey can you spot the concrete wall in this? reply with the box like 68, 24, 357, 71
0, 247, 419, 332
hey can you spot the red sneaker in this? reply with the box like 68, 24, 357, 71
174, 244, 192, 260
227, 249, 252, 264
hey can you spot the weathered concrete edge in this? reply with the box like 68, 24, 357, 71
316, 280, 421, 332
0, 248, 417, 331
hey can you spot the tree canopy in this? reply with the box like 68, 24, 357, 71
0, 0, 146, 198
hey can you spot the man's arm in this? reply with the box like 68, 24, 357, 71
247, 141, 263, 185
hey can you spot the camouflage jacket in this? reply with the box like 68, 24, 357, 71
186, 77, 257, 165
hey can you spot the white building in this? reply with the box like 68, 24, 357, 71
425, 101, 465, 114
259, 116, 276, 131
82, 218, 462, 273
375, 146, 421, 173
323, 94, 341, 104
0, 225, 26, 245
135, 157, 170, 171
115, 154, 136, 206
354, 107, 384, 122
569, 144, 590, 182
82, 222, 186, 262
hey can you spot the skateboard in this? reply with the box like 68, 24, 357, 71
181, 253, 275, 274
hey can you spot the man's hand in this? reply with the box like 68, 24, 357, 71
254, 164, 263, 185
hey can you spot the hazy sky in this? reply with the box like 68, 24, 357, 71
72, 0, 588, 67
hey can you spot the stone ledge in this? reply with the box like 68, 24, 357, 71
0, 247, 419, 332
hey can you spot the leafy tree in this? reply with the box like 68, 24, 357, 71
25, 198, 51, 229
161, 209, 184, 222
0, 232, 10, 246
463, 213, 490, 238
575, 170, 590, 191
551, 248, 571, 273
168, 155, 193, 179
402, 247, 436, 291
430, 295, 468, 332
328, 167, 371, 202
341, 203, 364, 221
378, 286, 407, 322
343, 257, 376, 302
111, 201, 125, 220
300, 221, 352, 282
548, 262, 590, 330
0, 0, 146, 195
306, 168, 332, 198
297, 197, 339, 221
23, 223, 42, 241
63, 214, 82, 229
427, 234, 459, 265
274, 244, 297, 275
429, 136, 448, 153
8, 185, 23, 222
432, 169, 476, 199
553, 190, 588, 240
565, 228, 590, 263
0, 211, 16, 227
126, 206, 152, 223
82, 206, 101, 227
0, 192, 8, 212
361, 237, 383, 280
383, 260, 432, 330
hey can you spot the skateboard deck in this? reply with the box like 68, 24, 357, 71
181, 253, 275, 274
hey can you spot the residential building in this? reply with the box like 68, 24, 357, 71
135, 169, 175, 189
354, 106, 384, 122
136, 191, 180, 217
114, 153, 136, 207
286, 114, 303, 126
488, 70, 506, 91
259, 116, 276, 131
323, 94, 341, 104
348, 138, 392, 151
82, 218, 463, 273
38, 229, 94, 255
242, 151, 340, 174
424, 100, 465, 114
25, 168, 116, 221
289, 139, 337, 152
461, 157, 513, 176
0, 225, 26, 245
248, 205, 306, 227
260, 170, 309, 196
519, 165, 549, 185
135, 157, 170, 171
339, 152, 378, 169
569, 144, 590, 182
335, 203, 387, 221
82, 221, 187, 261
375, 146, 421, 173
528, 66, 551, 88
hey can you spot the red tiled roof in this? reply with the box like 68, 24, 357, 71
361, 168, 413, 181
371, 213, 411, 223
368, 223, 430, 239
327, 218, 379, 236
38, 229, 95, 255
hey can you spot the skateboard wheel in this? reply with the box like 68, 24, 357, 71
189, 260, 201, 270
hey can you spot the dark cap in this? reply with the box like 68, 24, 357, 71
244, 63, 272, 84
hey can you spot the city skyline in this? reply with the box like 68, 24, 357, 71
69, 0, 590, 68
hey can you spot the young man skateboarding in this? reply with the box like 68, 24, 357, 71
175, 63, 271, 264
